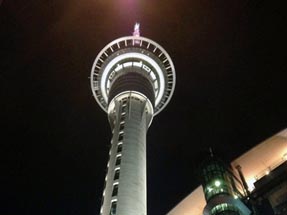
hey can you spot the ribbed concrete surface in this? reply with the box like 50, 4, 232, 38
101, 94, 151, 215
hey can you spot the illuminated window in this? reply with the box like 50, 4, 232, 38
207, 187, 213, 192
210, 203, 239, 215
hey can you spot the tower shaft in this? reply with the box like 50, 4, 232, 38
101, 92, 153, 215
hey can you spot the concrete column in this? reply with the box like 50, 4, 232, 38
101, 92, 152, 215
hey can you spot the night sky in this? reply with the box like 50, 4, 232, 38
1, 1, 286, 215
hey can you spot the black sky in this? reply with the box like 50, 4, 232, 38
1, 0, 286, 215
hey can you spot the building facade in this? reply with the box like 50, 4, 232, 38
90, 25, 176, 215
167, 128, 287, 215
200, 155, 251, 215
251, 160, 287, 215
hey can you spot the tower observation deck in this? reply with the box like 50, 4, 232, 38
90, 25, 176, 215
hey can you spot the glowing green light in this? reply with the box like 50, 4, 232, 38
215, 180, 221, 187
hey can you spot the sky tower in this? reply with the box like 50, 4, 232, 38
90, 24, 176, 215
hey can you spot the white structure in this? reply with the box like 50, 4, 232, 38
167, 128, 287, 215
91, 25, 176, 215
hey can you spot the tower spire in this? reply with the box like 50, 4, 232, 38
133, 22, 140, 37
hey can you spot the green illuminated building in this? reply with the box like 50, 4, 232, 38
200, 153, 251, 215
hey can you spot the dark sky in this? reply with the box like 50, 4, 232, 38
1, 0, 286, 215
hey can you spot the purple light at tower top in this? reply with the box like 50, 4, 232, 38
133, 22, 140, 37
133, 23, 141, 44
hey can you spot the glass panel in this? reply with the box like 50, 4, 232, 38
117, 144, 122, 153
116, 156, 121, 166
119, 124, 124, 131
112, 185, 118, 197
118, 133, 124, 142
114, 169, 120, 180
110, 201, 117, 215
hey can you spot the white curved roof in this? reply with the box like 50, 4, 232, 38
167, 128, 287, 215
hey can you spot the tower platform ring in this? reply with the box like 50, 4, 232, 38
91, 36, 176, 116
